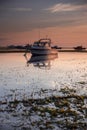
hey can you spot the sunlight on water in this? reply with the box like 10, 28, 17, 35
0, 52, 87, 99
0, 52, 87, 130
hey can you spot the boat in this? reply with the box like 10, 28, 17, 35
74, 46, 86, 51
52, 45, 62, 49
29, 38, 58, 56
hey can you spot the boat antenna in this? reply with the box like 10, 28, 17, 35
38, 27, 40, 40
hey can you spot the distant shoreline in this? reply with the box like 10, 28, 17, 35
0, 49, 29, 53
58, 49, 87, 52
0, 49, 87, 53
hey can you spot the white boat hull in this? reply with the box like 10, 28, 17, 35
30, 48, 58, 56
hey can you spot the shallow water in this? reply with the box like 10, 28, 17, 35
0, 52, 87, 130
0, 52, 87, 99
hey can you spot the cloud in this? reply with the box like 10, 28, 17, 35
0, 7, 32, 12
44, 3, 87, 13
11, 8, 32, 12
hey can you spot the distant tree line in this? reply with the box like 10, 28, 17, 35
7, 44, 32, 49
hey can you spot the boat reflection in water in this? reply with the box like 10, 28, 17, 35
25, 54, 58, 69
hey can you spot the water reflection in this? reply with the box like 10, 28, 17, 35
25, 54, 58, 69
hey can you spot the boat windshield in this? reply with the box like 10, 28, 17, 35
33, 39, 51, 47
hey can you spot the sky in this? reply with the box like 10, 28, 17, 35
0, 0, 87, 47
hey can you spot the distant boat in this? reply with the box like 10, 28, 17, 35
52, 45, 62, 49
29, 38, 58, 56
74, 46, 86, 51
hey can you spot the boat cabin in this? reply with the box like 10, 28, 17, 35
33, 39, 51, 47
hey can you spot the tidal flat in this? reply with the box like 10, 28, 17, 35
0, 87, 87, 130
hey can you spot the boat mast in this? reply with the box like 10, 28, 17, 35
38, 27, 40, 40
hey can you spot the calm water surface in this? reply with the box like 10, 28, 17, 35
0, 52, 87, 99
0, 52, 87, 130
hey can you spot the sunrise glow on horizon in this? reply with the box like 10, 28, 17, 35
0, 0, 87, 47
